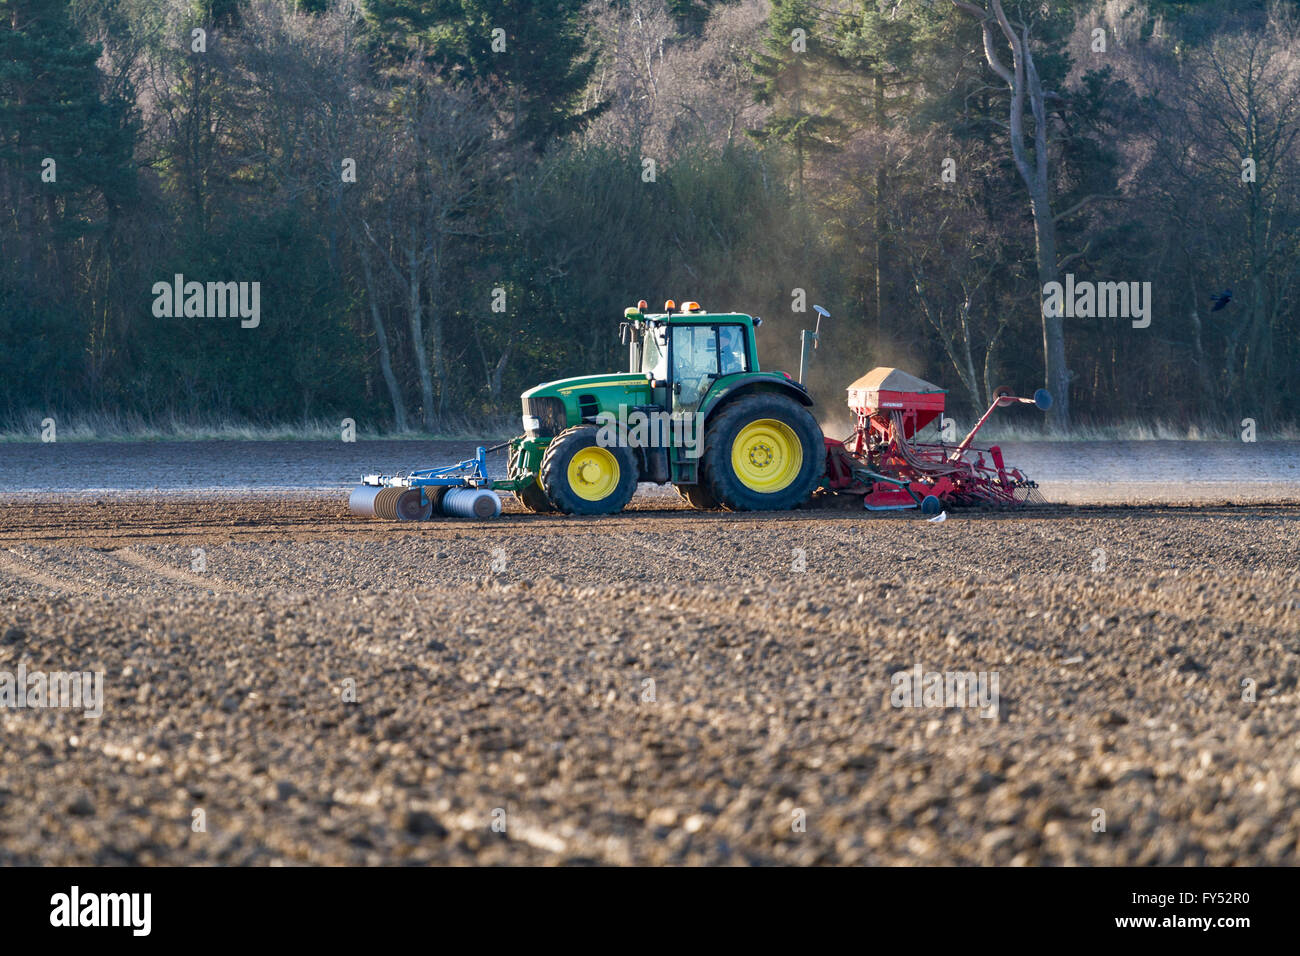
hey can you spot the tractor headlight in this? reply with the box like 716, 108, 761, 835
523, 415, 541, 433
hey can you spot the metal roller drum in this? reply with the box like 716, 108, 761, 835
351, 484, 500, 520
442, 487, 502, 519
348, 485, 384, 517
372, 487, 406, 520
394, 488, 434, 521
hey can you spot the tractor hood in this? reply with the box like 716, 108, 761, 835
521, 372, 652, 402
520, 373, 655, 438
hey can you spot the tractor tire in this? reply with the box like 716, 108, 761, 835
513, 479, 556, 514
701, 394, 825, 512
539, 425, 638, 516
674, 483, 719, 510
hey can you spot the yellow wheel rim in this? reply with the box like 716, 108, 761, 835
731, 419, 802, 493
567, 446, 620, 501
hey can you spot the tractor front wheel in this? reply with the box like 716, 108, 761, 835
539, 425, 638, 515
701, 395, 825, 511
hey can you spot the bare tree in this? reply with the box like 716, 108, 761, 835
899, 134, 1017, 418
220, 0, 413, 429
952, 0, 1070, 429
583, 0, 769, 160
360, 69, 496, 428
1177, 10, 1300, 413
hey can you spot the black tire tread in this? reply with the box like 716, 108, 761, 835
513, 479, 555, 513
539, 425, 638, 515
700, 394, 825, 511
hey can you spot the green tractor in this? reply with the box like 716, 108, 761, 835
507, 299, 826, 515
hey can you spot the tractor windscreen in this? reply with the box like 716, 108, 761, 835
672, 325, 720, 408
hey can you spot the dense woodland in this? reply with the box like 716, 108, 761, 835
2, 0, 1299, 435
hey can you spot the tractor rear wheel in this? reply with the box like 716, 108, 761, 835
539, 425, 638, 515
674, 483, 718, 510
701, 394, 825, 511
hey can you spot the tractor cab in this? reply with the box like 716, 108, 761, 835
622, 299, 762, 416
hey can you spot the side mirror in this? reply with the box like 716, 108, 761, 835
619, 321, 630, 345
1033, 388, 1053, 411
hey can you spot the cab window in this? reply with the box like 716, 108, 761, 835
671, 325, 717, 409
672, 325, 719, 381
669, 324, 749, 383
718, 326, 748, 374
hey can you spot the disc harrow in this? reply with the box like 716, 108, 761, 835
347, 446, 511, 521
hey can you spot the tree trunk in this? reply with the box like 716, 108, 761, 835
982, 320, 1008, 408
1030, 186, 1068, 429
427, 293, 449, 418
358, 247, 408, 431
873, 73, 886, 331
958, 305, 983, 420
404, 242, 436, 430
422, 248, 450, 419
490, 345, 512, 399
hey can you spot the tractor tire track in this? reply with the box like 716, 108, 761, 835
0, 547, 98, 596
103, 548, 247, 595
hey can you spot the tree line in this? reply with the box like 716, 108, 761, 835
1, 0, 1298, 435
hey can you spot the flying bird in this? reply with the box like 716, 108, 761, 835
1210, 289, 1233, 312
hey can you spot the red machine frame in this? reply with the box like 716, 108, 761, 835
825, 368, 1047, 510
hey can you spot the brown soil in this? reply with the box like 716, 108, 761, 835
1, 496, 1298, 864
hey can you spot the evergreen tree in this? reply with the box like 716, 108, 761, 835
0, 0, 136, 278
365, 0, 604, 150
750, 0, 841, 199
